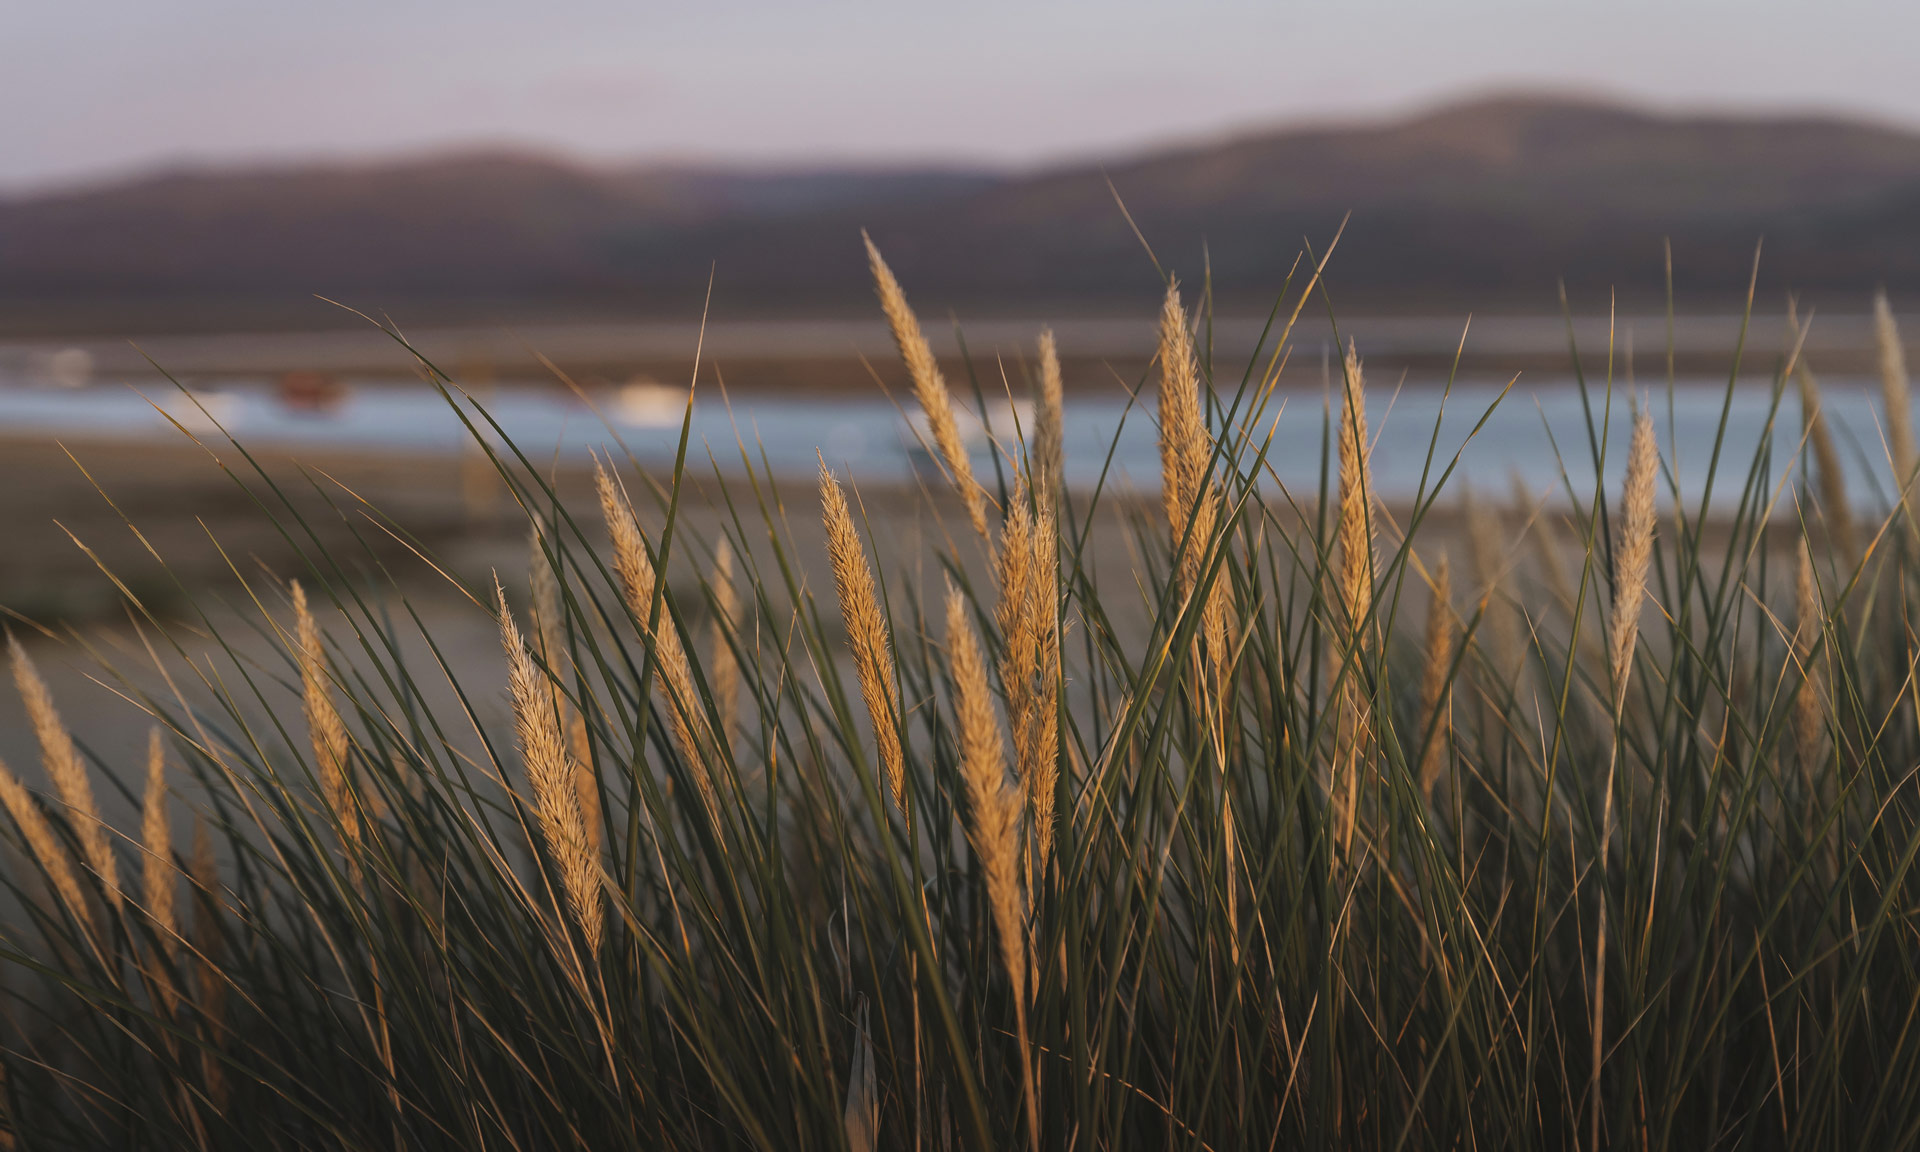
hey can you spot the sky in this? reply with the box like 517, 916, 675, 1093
8, 0, 1920, 190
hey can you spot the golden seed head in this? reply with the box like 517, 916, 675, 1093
997, 491, 1061, 862
1157, 281, 1209, 539
865, 234, 991, 543
1033, 330, 1066, 521
1335, 342, 1376, 640
499, 583, 603, 957
945, 582, 1027, 1005
11, 644, 118, 905
595, 462, 718, 812
1608, 405, 1659, 713
820, 461, 908, 818
141, 727, 176, 946
291, 581, 360, 858
0, 755, 95, 937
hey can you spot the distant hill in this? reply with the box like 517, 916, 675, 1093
7, 94, 1920, 324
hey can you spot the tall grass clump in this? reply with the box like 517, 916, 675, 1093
0, 245, 1918, 1151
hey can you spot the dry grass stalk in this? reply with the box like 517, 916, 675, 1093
997, 490, 1061, 863
1465, 489, 1524, 682
141, 728, 176, 947
1033, 330, 1066, 522
1591, 402, 1658, 1152
843, 998, 878, 1152
0, 756, 94, 937
1332, 342, 1377, 852
292, 582, 361, 870
1156, 282, 1239, 923
499, 585, 604, 958
189, 816, 227, 1109
1797, 363, 1855, 561
11, 646, 119, 908
595, 463, 719, 817
1418, 555, 1455, 802
529, 523, 602, 858
864, 234, 991, 544
1876, 290, 1917, 498
1155, 283, 1233, 705
944, 583, 1039, 1151
709, 538, 742, 747
820, 461, 909, 820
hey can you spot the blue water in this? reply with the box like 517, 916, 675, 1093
0, 377, 1901, 511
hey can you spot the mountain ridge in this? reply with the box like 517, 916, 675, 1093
6, 93, 1920, 324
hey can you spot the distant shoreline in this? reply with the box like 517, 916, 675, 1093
0, 309, 1894, 392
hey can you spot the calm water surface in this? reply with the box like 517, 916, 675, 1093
0, 376, 1901, 511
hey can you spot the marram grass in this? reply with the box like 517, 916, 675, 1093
0, 248, 1919, 1152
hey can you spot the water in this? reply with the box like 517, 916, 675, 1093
0, 376, 1900, 511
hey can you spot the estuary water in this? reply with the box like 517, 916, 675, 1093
0, 375, 1900, 511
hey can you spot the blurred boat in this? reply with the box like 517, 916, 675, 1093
277, 371, 348, 413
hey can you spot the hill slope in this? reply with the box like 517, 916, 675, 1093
6, 95, 1920, 320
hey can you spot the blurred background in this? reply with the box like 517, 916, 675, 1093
2, 0, 1918, 629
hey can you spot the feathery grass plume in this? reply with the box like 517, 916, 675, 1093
944, 582, 1039, 1151
709, 537, 742, 747
0, 756, 94, 937
1797, 362, 1855, 561
1607, 407, 1660, 715
1157, 281, 1238, 922
1876, 290, 1917, 497
864, 234, 991, 544
1332, 341, 1376, 852
140, 728, 175, 946
1033, 330, 1066, 521
291, 581, 360, 866
1418, 555, 1455, 802
1157, 280, 1209, 547
595, 462, 719, 816
139, 728, 181, 1019
1155, 282, 1232, 693
1334, 342, 1376, 641
997, 490, 1061, 863
820, 461, 908, 821
1591, 401, 1658, 1152
11, 645, 117, 907
529, 522, 601, 857
499, 583, 604, 958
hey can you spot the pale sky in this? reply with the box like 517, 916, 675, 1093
7, 0, 1919, 190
